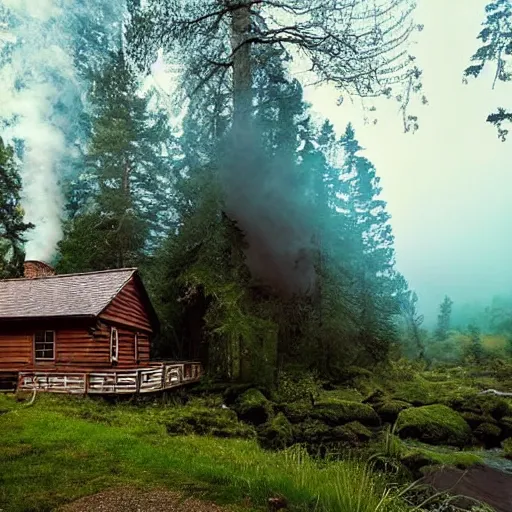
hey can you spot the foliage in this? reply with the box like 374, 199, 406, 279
396, 405, 472, 447
434, 296, 454, 342
0, 137, 33, 278
465, 0, 512, 140
503, 437, 512, 458
0, 394, 410, 512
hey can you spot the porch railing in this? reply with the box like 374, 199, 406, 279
17, 361, 203, 395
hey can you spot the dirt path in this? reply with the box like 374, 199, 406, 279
422, 465, 512, 512
58, 486, 241, 512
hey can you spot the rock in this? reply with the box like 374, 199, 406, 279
281, 401, 312, 424
311, 400, 380, 427
293, 419, 331, 445
455, 394, 512, 421
258, 413, 294, 450
373, 400, 411, 423
234, 389, 273, 426
460, 411, 496, 429
396, 405, 472, 447
332, 421, 372, 446
363, 389, 387, 405
474, 422, 502, 448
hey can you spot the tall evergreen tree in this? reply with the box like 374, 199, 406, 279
0, 137, 33, 278
339, 123, 405, 363
57, 51, 175, 272
435, 295, 454, 341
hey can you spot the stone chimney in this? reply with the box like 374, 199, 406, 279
23, 260, 56, 279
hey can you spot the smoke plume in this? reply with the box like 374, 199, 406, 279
0, 0, 77, 261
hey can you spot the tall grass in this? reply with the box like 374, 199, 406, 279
0, 394, 409, 512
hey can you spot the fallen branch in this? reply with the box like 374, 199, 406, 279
479, 389, 512, 397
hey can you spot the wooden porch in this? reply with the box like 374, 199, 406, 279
10, 361, 203, 395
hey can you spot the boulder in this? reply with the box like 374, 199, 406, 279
311, 400, 380, 427
373, 400, 411, 423
234, 388, 273, 425
332, 421, 372, 446
396, 405, 472, 448
474, 422, 502, 448
258, 413, 294, 450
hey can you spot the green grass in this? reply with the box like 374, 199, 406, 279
0, 394, 408, 512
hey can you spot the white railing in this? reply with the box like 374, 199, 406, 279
17, 361, 202, 395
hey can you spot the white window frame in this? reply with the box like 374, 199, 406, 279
34, 330, 55, 362
110, 327, 119, 363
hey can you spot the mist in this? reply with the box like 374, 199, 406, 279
0, 0, 124, 262
302, 0, 512, 325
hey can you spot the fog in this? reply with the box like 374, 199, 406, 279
304, 0, 512, 325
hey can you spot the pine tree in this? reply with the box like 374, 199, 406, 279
57, 51, 175, 272
0, 137, 33, 278
465, 0, 512, 140
339, 123, 406, 363
435, 296, 454, 341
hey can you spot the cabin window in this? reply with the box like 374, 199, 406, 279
110, 327, 119, 363
134, 333, 139, 363
34, 331, 55, 361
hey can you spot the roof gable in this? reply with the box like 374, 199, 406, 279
0, 268, 137, 320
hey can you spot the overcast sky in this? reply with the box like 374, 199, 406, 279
302, 0, 512, 324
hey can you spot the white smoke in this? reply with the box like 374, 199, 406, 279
0, 1, 75, 261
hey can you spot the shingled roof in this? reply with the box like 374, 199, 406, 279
0, 268, 139, 320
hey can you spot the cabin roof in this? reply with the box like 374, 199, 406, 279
0, 268, 144, 321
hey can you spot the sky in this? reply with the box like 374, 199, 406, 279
301, 0, 512, 325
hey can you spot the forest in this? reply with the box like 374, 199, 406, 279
1, 1, 512, 512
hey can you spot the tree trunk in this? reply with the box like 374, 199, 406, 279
230, 2, 252, 134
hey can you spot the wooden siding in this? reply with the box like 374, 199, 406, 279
99, 277, 153, 333
0, 334, 32, 369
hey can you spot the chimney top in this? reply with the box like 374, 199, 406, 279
23, 260, 56, 279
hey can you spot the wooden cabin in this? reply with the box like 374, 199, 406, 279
0, 261, 202, 394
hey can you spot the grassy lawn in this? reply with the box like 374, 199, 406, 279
0, 393, 408, 512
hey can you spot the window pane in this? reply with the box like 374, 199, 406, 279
35, 331, 54, 360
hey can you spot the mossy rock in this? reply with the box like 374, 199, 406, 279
293, 419, 332, 445
223, 384, 272, 406
281, 401, 313, 424
499, 416, 512, 438
460, 411, 496, 429
396, 405, 472, 447
332, 421, 372, 446
234, 388, 273, 425
455, 394, 512, 421
503, 438, 512, 459
363, 388, 388, 405
474, 422, 502, 448
374, 400, 411, 423
311, 400, 380, 427
165, 407, 255, 439
258, 413, 294, 450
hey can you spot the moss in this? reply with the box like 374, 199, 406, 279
396, 405, 472, 447
311, 400, 380, 427
293, 419, 332, 445
503, 438, 512, 459
234, 388, 273, 426
460, 411, 496, 429
474, 422, 502, 448
500, 416, 512, 438
333, 421, 372, 446
400, 443, 482, 478
165, 407, 255, 439
455, 394, 512, 421
373, 400, 411, 423
258, 413, 294, 450
281, 401, 312, 424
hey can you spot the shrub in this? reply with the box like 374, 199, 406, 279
277, 371, 320, 404
396, 405, 472, 447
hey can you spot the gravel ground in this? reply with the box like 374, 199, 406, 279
58, 486, 237, 512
